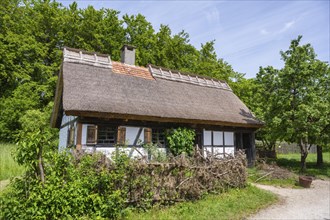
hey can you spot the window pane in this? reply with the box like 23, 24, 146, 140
213, 131, 223, 145
224, 132, 234, 146
203, 130, 212, 145
126, 127, 143, 145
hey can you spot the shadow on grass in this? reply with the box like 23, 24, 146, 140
276, 158, 330, 178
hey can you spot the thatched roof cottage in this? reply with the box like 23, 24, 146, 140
51, 46, 263, 165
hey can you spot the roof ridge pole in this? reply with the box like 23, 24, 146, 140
218, 80, 223, 88
160, 68, 164, 77
169, 70, 173, 79
211, 79, 216, 85
148, 65, 153, 75
108, 56, 111, 65
195, 76, 198, 84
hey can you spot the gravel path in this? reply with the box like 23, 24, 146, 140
249, 179, 330, 220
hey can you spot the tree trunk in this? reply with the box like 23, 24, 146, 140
300, 152, 308, 172
316, 145, 323, 167
299, 140, 308, 173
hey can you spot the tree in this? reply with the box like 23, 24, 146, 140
257, 36, 330, 171
123, 14, 156, 66
15, 103, 58, 183
0, 0, 241, 142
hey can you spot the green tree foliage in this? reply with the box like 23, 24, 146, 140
166, 127, 196, 156
256, 36, 330, 170
0, 0, 239, 142
15, 103, 58, 182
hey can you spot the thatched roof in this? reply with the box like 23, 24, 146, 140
51, 48, 263, 128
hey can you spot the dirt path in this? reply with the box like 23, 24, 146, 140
249, 179, 330, 220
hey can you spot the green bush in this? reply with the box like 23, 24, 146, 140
166, 127, 196, 156
0, 151, 133, 219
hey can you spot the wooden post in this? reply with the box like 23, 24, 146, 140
76, 122, 82, 150
250, 132, 256, 167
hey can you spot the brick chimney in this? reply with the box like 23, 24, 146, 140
121, 45, 135, 65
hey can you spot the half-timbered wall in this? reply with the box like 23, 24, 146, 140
68, 119, 255, 163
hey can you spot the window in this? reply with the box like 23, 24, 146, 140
152, 128, 166, 147
203, 130, 234, 146
224, 132, 234, 146
86, 125, 97, 145
97, 126, 117, 144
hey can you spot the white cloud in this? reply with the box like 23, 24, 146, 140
279, 20, 295, 33
260, 29, 269, 35
205, 8, 220, 24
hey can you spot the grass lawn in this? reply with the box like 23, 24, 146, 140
0, 143, 25, 181
127, 185, 278, 220
248, 152, 330, 187
277, 152, 330, 178
247, 167, 298, 187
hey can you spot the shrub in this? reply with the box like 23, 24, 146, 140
0, 151, 132, 219
1, 148, 247, 219
166, 127, 196, 156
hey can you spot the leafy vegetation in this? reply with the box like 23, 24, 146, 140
1, 147, 248, 219
1, 151, 132, 219
128, 185, 278, 220
0, 0, 241, 143
0, 143, 25, 181
251, 36, 330, 170
166, 127, 196, 156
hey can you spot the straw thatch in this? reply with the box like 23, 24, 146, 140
51, 48, 263, 128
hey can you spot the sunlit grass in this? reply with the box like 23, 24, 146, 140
0, 143, 25, 181
277, 152, 330, 178
127, 185, 278, 220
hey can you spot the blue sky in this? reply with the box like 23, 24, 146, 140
59, 0, 329, 78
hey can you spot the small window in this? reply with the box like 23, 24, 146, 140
98, 126, 117, 144
152, 128, 166, 147
86, 125, 97, 145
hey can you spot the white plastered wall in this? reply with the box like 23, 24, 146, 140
58, 114, 77, 151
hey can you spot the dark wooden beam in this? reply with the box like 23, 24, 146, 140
66, 111, 263, 129
76, 122, 82, 150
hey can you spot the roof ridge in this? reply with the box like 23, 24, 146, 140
149, 64, 228, 83
63, 47, 112, 69
62, 47, 231, 90
148, 65, 232, 91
